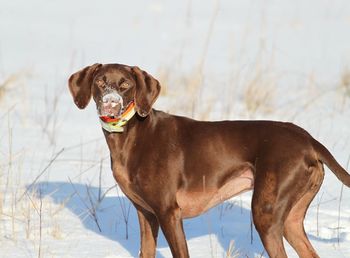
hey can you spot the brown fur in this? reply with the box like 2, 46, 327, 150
68, 63, 350, 258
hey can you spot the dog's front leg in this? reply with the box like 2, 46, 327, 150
157, 205, 189, 258
136, 207, 159, 258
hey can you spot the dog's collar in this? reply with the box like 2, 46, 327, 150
99, 101, 136, 133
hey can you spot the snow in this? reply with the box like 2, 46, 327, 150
0, 0, 350, 257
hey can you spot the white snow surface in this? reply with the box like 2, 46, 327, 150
0, 0, 350, 257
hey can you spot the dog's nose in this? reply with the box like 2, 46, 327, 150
102, 93, 121, 105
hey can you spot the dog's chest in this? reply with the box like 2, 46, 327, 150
112, 164, 153, 212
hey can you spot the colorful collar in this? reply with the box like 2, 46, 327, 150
99, 101, 136, 133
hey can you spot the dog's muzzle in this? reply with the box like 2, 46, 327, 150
98, 91, 124, 118
99, 100, 136, 133
97, 91, 136, 133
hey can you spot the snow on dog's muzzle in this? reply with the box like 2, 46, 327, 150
98, 92, 124, 118
99, 98, 136, 133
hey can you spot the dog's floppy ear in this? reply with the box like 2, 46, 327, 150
68, 63, 102, 109
132, 66, 161, 117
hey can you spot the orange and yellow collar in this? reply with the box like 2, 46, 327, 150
99, 101, 136, 133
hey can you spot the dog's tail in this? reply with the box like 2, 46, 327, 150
312, 138, 350, 187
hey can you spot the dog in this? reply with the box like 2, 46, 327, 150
68, 63, 350, 258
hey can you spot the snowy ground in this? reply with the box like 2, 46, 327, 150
0, 0, 350, 257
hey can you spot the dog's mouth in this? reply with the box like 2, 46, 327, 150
99, 102, 122, 118
99, 99, 135, 125
98, 92, 124, 118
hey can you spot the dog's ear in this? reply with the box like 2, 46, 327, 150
132, 66, 161, 117
68, 63, 102, 109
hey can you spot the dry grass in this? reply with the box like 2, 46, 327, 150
158, 55, 277, 120
340, 68, 350, 96
50, 220, 63, 239
225, 240, 239, 258
339, 67, 350, 111
0, 98, 65, 257
156, 0, 220, 120
0, 176, 68, 257
0, 74, 19, 101
243, 65, 276, 118
0, 71, 30, 103
39, 84, 65, 145
157, 12, 278, 121
157, 65, 209, 118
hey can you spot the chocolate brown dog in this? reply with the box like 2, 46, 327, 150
68, 63, 350, 258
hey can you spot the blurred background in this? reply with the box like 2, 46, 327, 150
0, 0, 350, 257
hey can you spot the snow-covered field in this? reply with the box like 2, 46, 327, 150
1, 0, 350, 257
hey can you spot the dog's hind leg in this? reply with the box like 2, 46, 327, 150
252, 180, 289, 258
251, 160, 300, 258
283, 165, 324, 258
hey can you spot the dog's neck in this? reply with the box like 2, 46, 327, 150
102, 110, 157, 163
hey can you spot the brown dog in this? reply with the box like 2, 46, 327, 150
68, 63, 350, 258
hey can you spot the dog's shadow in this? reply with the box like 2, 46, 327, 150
33, 182, 263, 257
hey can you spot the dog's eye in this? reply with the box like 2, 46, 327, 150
95, 79, 105, 88
120, 82, 131, 90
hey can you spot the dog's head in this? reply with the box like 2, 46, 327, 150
68, 63, 161, 118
